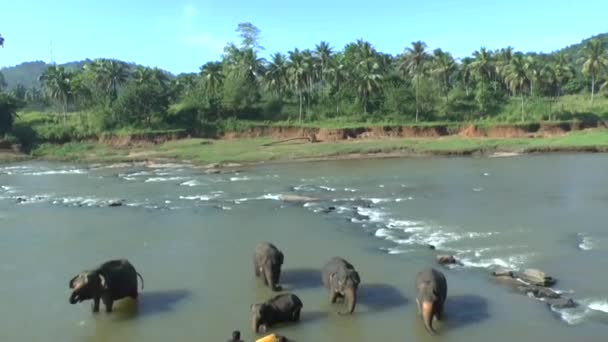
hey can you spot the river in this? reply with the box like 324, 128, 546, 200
0, 154, 607, 341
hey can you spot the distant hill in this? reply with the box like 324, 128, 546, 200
558, 33, 608, 62
0, 59, 173, 90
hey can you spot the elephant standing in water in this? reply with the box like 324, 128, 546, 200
321, 257, 361, 314
253, 242, 284, 291
69, 259, 144, 313
415, 268, 447, 335
251, 293, 303, 333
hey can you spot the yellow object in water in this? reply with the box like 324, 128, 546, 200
256, 334, 279, 342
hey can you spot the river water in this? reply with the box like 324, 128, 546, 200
0, 155, 607, 341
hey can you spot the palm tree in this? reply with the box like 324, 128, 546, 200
431, 49, 456, 105
578, 39, 608, 105
287, 49, 307, 122
314, 41, 333, 83
199, 62, 224, 95
39, 66, 72, 123
301, 49, 316, 114
495, 47, 514, 94
0, 72, 6, 91
87, 59, 129, 101
400, 41, 429, 122
264, 52, 288, 97
325, 54, 348, 115
133, 66, 153, 84
505, 54, 529, 121
470, 47, 495, 84
524, 56, 542, 96
459, 57, 474, 96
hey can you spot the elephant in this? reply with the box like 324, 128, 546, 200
253, 242, 284, 291
321, 257, 361, 314
415, 267, 447, 335
250, 293, 303, 333
68, 259, 144, 313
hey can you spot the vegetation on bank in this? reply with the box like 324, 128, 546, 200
0, 27, 608, 160
29, 130, 608, 165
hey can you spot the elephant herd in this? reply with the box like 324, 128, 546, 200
68, 242, 449, 337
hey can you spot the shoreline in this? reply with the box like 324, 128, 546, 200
2, 130, 608, 168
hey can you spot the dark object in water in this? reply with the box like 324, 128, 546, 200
322, 206, 336, 214
227, 330, 243, 342
428, 245, 436, 250
436, 255, 457, 265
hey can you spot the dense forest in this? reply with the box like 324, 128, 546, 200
0, 25, 608, 144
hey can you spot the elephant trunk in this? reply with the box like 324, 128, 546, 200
251, 315, 260, 333
264, 266, 281, 291
343, 287, 357, 314
69, 291, 79, 304
421, 300, 437, 335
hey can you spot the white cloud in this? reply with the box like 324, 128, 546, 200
182, 32, 226, 53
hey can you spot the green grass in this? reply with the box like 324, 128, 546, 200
30, 129, 608, 165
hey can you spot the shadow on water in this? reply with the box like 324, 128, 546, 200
443, 294, 490, 330
108, 289, 192, 320
300, 310, 329, 324
358, 283, 408, 312
281, 268, 322, 290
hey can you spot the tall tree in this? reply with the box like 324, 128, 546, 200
578, 38, 608, 105
287, 49, 307, 122
314, 41, 333, 83
505, 54, 529, 121
0, 71, 6, 91
431, 49, 456, 105
325, 54, 349, 115
39, 66, 72, 123
264, 52, 288, 97
400, 41, 429, 121
236, 22, 263, 52
200, 62, 224, 95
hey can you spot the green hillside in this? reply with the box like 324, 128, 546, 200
0, 59, 172, 89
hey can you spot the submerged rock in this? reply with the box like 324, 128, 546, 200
521, 269, 556, 287
106, 200, 124, 207
321, 206, 336, 214
204, 168, 222, 175
546, 297, 577, 309
436, 255, 457, 265
280, 194, 319, 203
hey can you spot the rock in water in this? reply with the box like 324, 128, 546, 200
547, 297, 577, 309
107, 200, 124, 207
204, 168, 222, 174
521, 269, 556, 287
279, 194, 319, 203
436, 255, 457, 265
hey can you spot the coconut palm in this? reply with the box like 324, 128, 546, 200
133, 66, 153, 84
505, 54, 529, 121
314, 41, 333, 82
264, 52, 288, 97
39, 65, 72, 123
578, 39, 608, 105
431, 49, 456, 104
325, 54, 349, 115
287, 49, 307, 122
199, 61, 224, 95
400, 41, 430, 122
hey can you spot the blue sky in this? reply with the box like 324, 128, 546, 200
1, 0, 607, 74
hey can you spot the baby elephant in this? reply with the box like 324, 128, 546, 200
253, 242, 284, 291
415, 267, 447, 335
69, 259, 144, 313
251, 293, 303, 334
321, 257, 361, 314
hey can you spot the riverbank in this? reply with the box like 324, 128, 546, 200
16, 128, 608, 167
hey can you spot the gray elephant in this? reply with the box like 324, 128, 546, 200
415, 267, 447, 335
321, 257, 361, 314
251, 293, 303, 333
253, 242, 284, 291
69, 259, 144, 313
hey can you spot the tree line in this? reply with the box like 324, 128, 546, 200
1, 26, 608, 137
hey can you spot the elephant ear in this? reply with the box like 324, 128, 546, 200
69, 275, 78, 289
351, 270, 361, 286
99, 273, 107, 289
